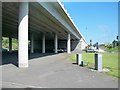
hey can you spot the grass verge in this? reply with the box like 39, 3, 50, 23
69, 52, 119, 78
106, 46, 119, 52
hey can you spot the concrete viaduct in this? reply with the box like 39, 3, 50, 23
0, 0, 87, 68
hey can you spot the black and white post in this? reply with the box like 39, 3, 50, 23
95, 54, 102, 72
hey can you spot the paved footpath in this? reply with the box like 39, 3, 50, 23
1, 53, 118, 88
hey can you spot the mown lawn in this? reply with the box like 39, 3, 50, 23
106, 46, 119, 52
69, 52, 119, 78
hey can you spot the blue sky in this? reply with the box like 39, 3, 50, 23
63, 2, 118, 44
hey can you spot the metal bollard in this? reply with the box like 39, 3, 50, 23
95, 54, 102, 72
76, 54, 83, 66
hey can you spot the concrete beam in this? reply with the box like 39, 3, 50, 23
38, 2, 80, 39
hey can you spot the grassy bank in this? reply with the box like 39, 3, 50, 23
2, 37, 18, 50
70, 53, 119, 78
106, 46, 119, 52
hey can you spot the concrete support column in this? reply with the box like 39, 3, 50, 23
0, 2, 2, 89
30, 33, 34, 53
54, 34, 58, 53
67, 33, 71, 53
80, 39, 82, 50
18, 2, 29, 68
42, 33, 45, 53
0, 37, 1, 53
9, 37, 12, 52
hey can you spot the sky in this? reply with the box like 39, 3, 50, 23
63, 2, 118, 44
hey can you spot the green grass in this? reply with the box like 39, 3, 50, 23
2, 37, 18, 50
2, 37, 30, 51
69, 53, 119, 78
106, 46, 119, 52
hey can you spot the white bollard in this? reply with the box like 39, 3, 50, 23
76, 54, 83, 66
95, 54, 102, 72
